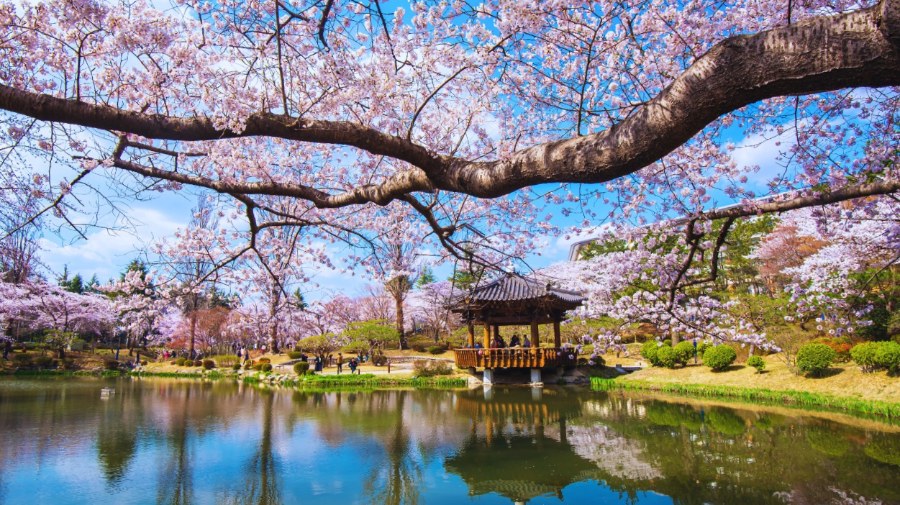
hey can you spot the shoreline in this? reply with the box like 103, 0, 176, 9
592, 377, 900, 420
2, 368, 468, 388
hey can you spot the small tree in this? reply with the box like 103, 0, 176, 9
343, 320, 400, 356
297, 334, 344, 361
703, 345, 737, 372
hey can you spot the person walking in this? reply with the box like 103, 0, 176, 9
3, 340, 11, 360
337, 353, 344, 374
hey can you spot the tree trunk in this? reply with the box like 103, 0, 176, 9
394, 292, 405, 349
189, 313, 197, 358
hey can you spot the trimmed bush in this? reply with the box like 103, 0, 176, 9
243, 361, 252, 370
811, 337, 852, 363
662, 339, 672, 347
174, 357, 186, 366
656, 345, 677, 369
257, 357, 271, 364
746, 355, 766, 373
640, 341, 660, 366
12, 353, 33, 365
260, 363, 272, 372
34, 355, 56, 368
412, 359, 452, 377
851, 342, 881, 372
796, 343, 836, 377
287, 351, 304, 359
426, 346, 444, 355
703, 345, 737, 371
293, 361, 311, 375
232, 363, 241, 371
371, 353, 388, 366
202, 359, 215, 370
104, 360, 120, 371
673, 341, 695, 365
193, 359, 202, 367
875, 341, 900, 373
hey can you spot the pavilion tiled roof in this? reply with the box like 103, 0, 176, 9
463, 273, 585, 305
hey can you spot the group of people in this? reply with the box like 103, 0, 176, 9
335, 353, 361, 374
465, 333, 533, 349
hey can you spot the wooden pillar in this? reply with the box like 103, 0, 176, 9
530, 321, 539, 347
553, 319, 561, 348
483, 324, 491, 348
467, 323, 475, 347
493, 325, 500, 343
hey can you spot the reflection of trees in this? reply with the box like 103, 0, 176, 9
156, 388, 193, 505
361, 391, 422, 505
221, 390, 282, 505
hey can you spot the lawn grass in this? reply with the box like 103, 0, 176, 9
619, 353, 900, 403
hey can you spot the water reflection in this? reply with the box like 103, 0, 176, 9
0, 378, 899, 505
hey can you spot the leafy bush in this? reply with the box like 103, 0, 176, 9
104, 360, 120, 371
796, 343, 836, 377
257, 357, 271, 364
243, 361, 252, 370
293, 361, 311, 375
193, 359, 203, 367
412, 359, 452, 377
426, 346, 444, 355
202, 359, 215, 370
851, 342, 881, 372
695, 341, 710, 356
60, 358, 75, 370
252, 363, 273, 372
662, 339, 672, 347
371, 353, 388, 366
656, 345, 677, 368
34, 355, 56, 368
673, 341, 695, 365
12, 353, 33, 365
287, 351, 304, 359
875, 341, 900, 374
410, 342, 429, 353
811, 337, 852, 363
141, 361, 148, 366
174, 357, 186, 366
746, 355, 766, 373
703, 345, 737, 371
232, 363, 241, 371
640, 341, 660, 366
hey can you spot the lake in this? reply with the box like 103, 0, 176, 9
0, 377, 898, 504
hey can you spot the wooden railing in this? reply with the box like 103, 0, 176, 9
454, 348, 577, 369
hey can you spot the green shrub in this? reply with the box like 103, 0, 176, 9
874, 341, 900, 373
746, 355, 766, 373
703, 345, 737, 371
640, 341, 660, 366
371, 353, 388, 366
243, 361, 252, 370
60, 358, 75, 370
293, 361, 311, 375
851, 342, 882, 372
426, 346, 444, 355
174, 357, 186, 366
257, 357, 271, 364
656, 345, 677, 369
202, 359, 215, 370
253, 363, 273, 372
104, 360, 120, 371
412, 359, 452, 377
33, 355, 56, 368
796, 343, 836, 377
232, 363, 241, 371
287, 351, 304, 359
662, 339, 672, 347
12, 353, 33, 365
696, 341, 710, 356
673, 341, 695, 365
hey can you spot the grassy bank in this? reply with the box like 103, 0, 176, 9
593, 377, 900, 419
247, 373, 466, 388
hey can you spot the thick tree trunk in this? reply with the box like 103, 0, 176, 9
394, 292, 405, 350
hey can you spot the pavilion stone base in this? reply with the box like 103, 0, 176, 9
530, 368, 542, 385
483, 368, 495, 386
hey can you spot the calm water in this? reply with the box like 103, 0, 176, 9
1, 378, 899, 505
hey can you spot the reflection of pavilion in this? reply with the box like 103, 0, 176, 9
445, 389, 600, 504
451, 274, 585, 385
